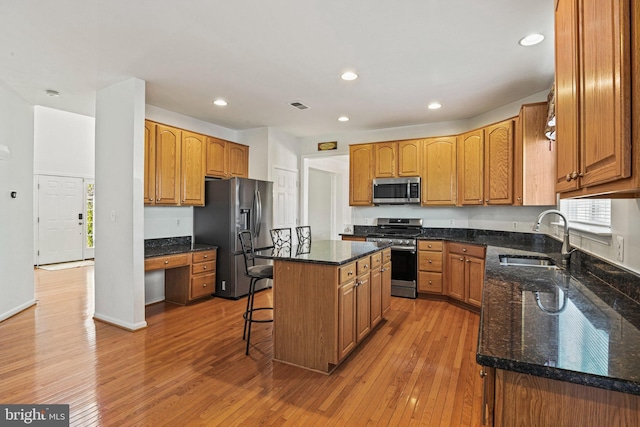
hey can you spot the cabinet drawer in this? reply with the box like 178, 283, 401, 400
371, 252, 382, 269
418, 251, 443, 272
191, 273, 215, 299
144, 253, 190, 271
447, 242, 486, 258
418, 240, 443, 251
340, 262, 357, 284
192, 261, 215, 275
357, 257, 371, 275
192, 250, 216, 263
382, 248, 392, 264
418, 272, 443, 294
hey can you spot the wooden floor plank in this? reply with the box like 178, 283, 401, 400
0, 266, 484, 426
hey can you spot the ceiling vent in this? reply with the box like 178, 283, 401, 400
289, 101, 310, 111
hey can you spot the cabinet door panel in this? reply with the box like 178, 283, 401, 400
398, 140, 421, 176
228, 143, 249, 178
555, 0, 580, 192
458, 130, 484, 205
349, 144, 374, 205
356, 275, 371, 342
422, 136, 457, 205
370, 268, 382, 328
206, 137, 227, 177
181, 131, 206, 206
338, 281, 357, 361
144, 121, 156, 205
466, 256, 485, 308
155, 125, 182, 205
447, 254, 466, 301
579, 0, 631, 187
484, 120, 514, 205
374, 142, 396, 178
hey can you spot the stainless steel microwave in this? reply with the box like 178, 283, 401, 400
372, 177, 421, 204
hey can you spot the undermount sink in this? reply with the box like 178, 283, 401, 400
499, 254, 560, 269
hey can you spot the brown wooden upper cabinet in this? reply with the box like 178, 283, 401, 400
457, 120, 514, 206
180, 131, 206, 206
457, 129, 484, 205
205, 137, 249, 179
514, 103, 556, 206
374, 139, 422, 178
349, 144, 374, 206
145, 122, 182, 206
421, 136, 457, 205
555, 0, 638, 197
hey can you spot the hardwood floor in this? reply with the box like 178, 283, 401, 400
0, 267, 484, 426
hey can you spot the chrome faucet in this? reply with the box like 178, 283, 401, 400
532, 209, 574, 264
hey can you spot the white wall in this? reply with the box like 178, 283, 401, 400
0, 81, 35, 322
94, 78, 146, 330
33, 106, 95, 177
267, 127, 299, 177
237, 127, 269, 180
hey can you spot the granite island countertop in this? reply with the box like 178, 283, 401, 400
254, 240, 392, 265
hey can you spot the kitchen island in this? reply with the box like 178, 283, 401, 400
255, 240, 391, 374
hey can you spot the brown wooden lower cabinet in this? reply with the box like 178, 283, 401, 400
273, 249, 388, 374
482, 368, 640, 426
445, 242, 486, 308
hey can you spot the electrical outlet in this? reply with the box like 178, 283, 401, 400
176, 219, 180, 226
512, 222, 518, 230
222, 281, 226, 291
616, 236, 624, 262
449, 219, 454, 226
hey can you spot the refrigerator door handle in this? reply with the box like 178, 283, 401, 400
255, 189, 262, 237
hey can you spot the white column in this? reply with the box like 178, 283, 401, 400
94, 78, 146, 330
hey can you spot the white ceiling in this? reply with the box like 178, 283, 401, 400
0, 0, 555, 138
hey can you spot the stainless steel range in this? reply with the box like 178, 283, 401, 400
366, 218, 423, 298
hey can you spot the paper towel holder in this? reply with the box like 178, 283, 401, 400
0, 144, 10, 161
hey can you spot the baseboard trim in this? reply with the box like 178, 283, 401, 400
93, 313, 147, 331
0, 300, 37, 323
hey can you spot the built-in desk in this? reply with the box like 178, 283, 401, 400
144, 238, 217, 305
255, 240, 392, 374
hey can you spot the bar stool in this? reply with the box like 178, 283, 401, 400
238, 230, 273, 355
296, 226, 312, 246
270, 228, 292, 248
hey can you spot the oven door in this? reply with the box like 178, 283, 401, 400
390, 246, 417, 299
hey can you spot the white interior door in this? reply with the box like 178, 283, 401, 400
83, 179, 95, 260
37, 175, 84, 264
272, 167, 298, 241
308, 168, 334, 240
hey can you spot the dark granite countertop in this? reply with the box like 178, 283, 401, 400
144, 236, 217, 258
254, 240, 391, 266
346, 226, 640, 395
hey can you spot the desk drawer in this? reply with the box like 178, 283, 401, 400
145, 253, 190, 271
192, 261, 215, 275
191, 273, 215, 299
339, 262, 357, 284
192, 250, 216, 264
418, 272, 443, 293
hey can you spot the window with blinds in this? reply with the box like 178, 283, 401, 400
559, 199, 611, 227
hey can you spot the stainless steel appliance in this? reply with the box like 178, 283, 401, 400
372, 177, 420, 205
193, 177, 273, 299
366, 218, 423, 299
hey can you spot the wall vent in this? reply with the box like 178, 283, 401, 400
289, 101, 310, 110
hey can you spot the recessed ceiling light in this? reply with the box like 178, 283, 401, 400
45, 89, 59, 97
428, 102, 442, 110
338, 116, 350, 122
213, 99, 227, 106
519, 34, 544, 46
341, 71, 358, 81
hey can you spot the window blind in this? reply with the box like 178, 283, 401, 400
560, 199, 611, 227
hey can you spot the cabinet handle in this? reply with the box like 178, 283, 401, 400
428, 280, 432, 284
203, 283, 207, 287
459, 257, 464, 261
566, 173, 572, 182
578, 172, 584, 178
157, 198, 160, 202
348, 271, 353, 276
462, 248, 467, 252
364, 264, 369, 269
480, 369, 487, 378
203, 265, 207, 270
485, 199, 489, 202
517, 197, 522, 201
164, 260, 169, 264
478, 199, 482, 203
428, 259, 432, 263
466, 259, 470, 263
203, 255, 208, 259
428, 244, 432, 248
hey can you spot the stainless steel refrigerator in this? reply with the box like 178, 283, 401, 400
193, 177, 273, 299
